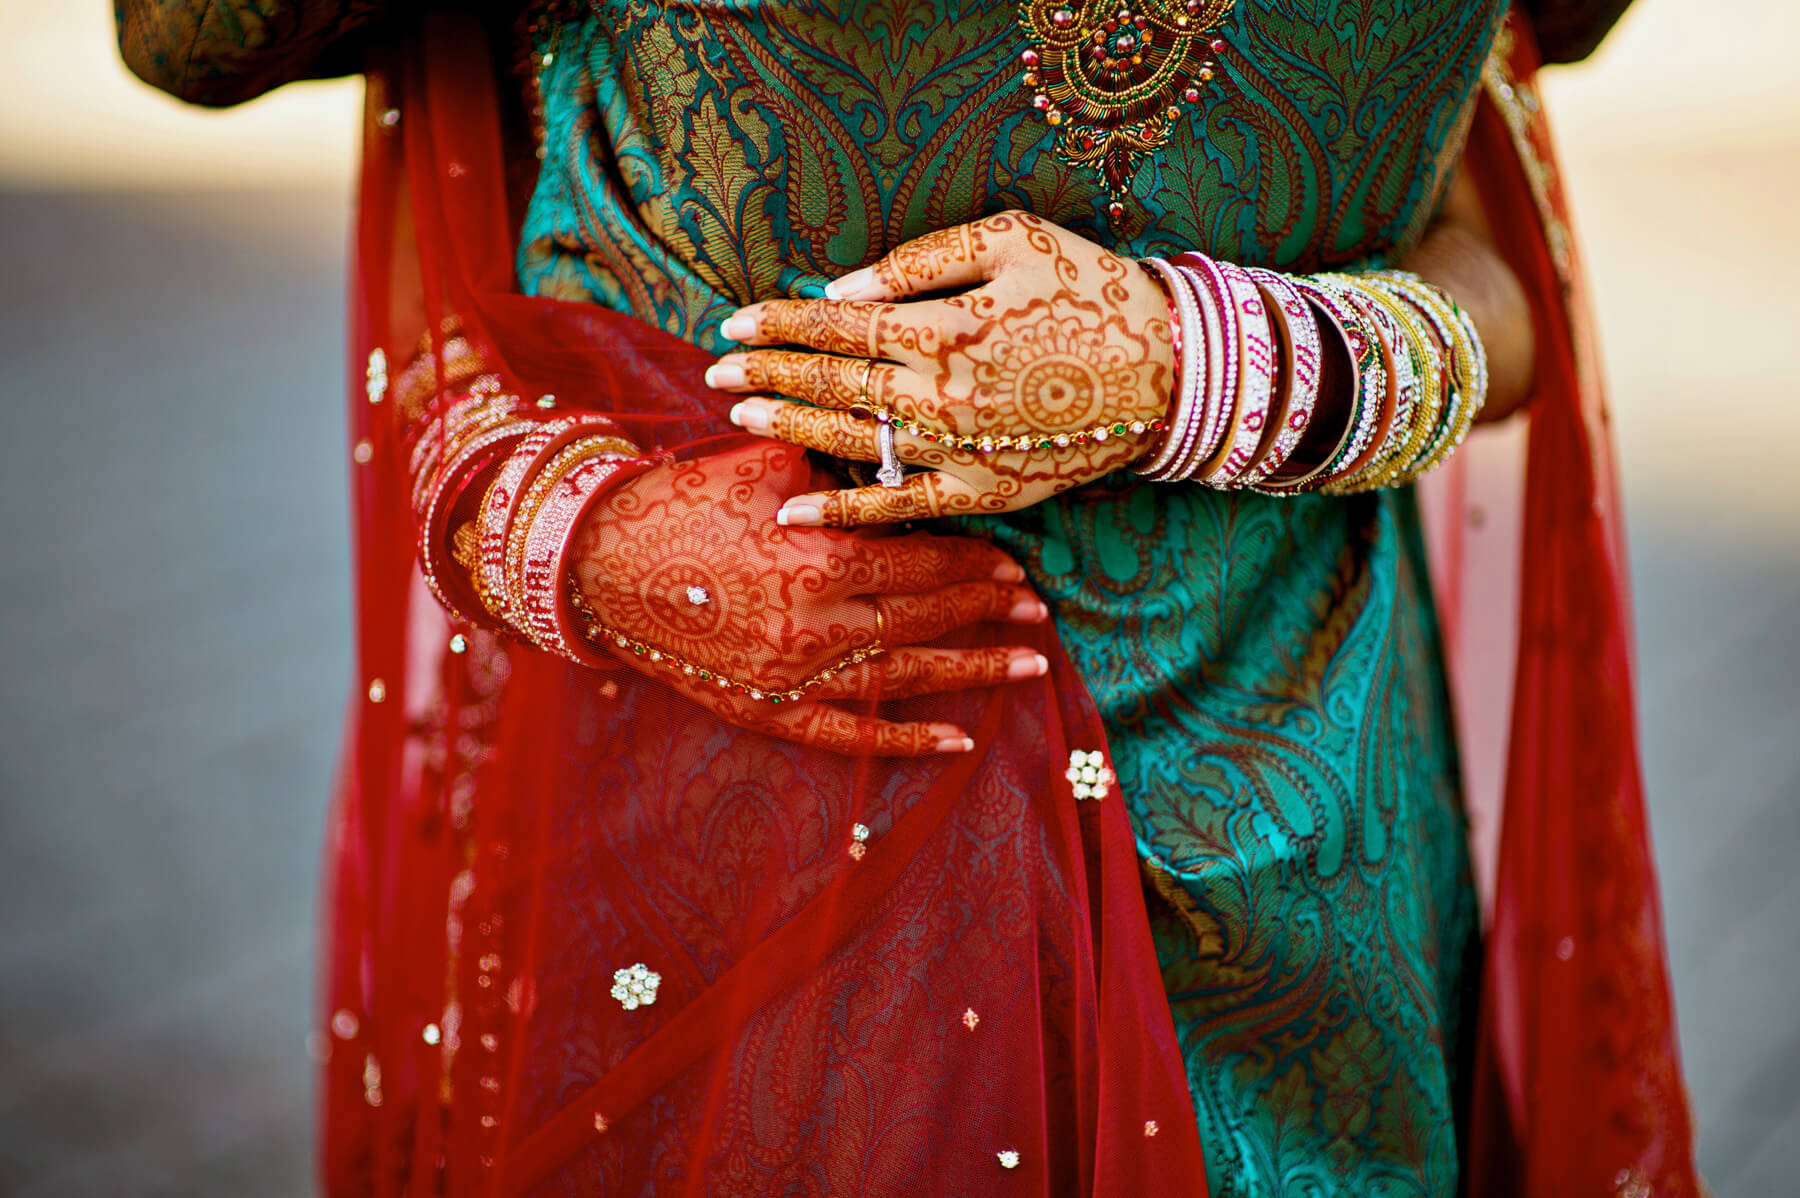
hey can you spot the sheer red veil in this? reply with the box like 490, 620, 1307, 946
317, 8, 1697, 1195
320, 10, 1207, 1195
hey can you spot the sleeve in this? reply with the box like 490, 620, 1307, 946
1518, 0, 1637, 65
114, 1, 412, 106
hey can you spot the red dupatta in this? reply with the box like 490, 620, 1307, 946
1429, 12, 1703, 1195
317, 7, 1699, 1195
320, 10, 1208, 1195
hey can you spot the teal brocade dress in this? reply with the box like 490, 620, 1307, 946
517, 2, 1500, 1192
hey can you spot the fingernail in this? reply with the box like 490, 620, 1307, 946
1008, 599, 1049, 623
826, 267, 876, 301
705, 362, 746, 390
777, 503, 822, 527
935, 736, 976, 753
1007, 653, 1050, 680
721, 313, 756, 341
729, 401, 770, 435
991, 560, 1026, 583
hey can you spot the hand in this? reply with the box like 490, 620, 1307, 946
708, 211, 1174, 527
570, 442, 1050, 756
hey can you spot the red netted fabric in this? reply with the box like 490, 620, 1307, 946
1428, 14, 1702, 1196
318, 11, 1207, 1195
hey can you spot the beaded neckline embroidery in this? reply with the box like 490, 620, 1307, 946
1015, 0, 1234, 220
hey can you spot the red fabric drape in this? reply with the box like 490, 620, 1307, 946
318, 9, 1700, 1195
1437, 15, 1702, 1196
320, 12, 1208, 1195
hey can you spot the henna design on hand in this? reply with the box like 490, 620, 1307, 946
718, 210, 1174, 524
569, 441, 1043, 755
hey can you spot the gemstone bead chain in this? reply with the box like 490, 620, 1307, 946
569, 581, 884, 704
848, 400, 1166, 455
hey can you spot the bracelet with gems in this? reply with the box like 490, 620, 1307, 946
1253, 281, 1359, 492
1172, 257, 1236, 478
1265, 277, 1385, 492
1326, 276, 1444, 492
1239, 267, 1322, 485
1320, 281, 1413, 489
1196, 258, 1276, 486
1365, 271, 1487, 476
568, 582, 888, 705
1133, 257, 1206, 480
849, 404, 1166, 457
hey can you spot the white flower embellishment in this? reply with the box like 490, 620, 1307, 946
1066, 749, 1115, 800
997, 1149, 1021, 1169
610, 962, 662, 1011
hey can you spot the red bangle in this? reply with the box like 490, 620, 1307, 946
417, 422, 532, 627
473, 416, 600, 624
514, 447, 650, 666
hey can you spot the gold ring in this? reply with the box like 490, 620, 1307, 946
870, 598, 888, 651
856, 358, 875, 409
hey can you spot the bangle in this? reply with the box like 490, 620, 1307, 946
1269, 277, 1384, 492
473, 416, 598, 624
1321, 281, 1412, 489
512, 442, 644, 665
1240, 268, 1323, 486
417, 422, 532, 627
1198, 259, 1276, 486
1174, 257, 1237, 478
1332, 276, 1443, 491
504, 432, 639, 627
1368, 271, 1487, 476
410, 392, 528, 518
1134, 258, 1206, 480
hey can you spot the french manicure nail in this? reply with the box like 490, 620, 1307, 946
936, 736, 976, 753
826, 267, 875, 301
705, 362, 746, 390
729, 401, 770, 434
721, 313, 756, 341
1007, 653, 1050, 680
777, 503, 822, 527
1008, 599, 1049, 623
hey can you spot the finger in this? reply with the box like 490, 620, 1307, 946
769, 704, 976, 756
720, 298, 901, 358
776, 472, 990, 527
877, 581, 1048, 645
733, 400, 952, 469
861, 532, 1025, 591
827, 211, 1047, 301
706, 351, 908, 414
722, 297, 970, 363
811, 646, 1049, 701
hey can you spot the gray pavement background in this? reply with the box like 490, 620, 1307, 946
0, 179, 1794, 1196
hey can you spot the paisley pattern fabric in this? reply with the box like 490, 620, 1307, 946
517, 1, 1503, 1191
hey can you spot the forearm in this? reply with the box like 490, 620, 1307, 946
1398, 171, 1536, 424
115, 1, 398, 106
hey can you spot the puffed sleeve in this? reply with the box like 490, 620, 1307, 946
115, 1, 406, 107
1519, 0, 1637, 64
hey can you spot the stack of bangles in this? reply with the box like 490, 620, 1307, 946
405, 345, 882, 702
1132, 255, 1487, 493
405, 353, 650, 671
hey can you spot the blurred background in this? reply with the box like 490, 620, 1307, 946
0, 2, 1794, 1194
